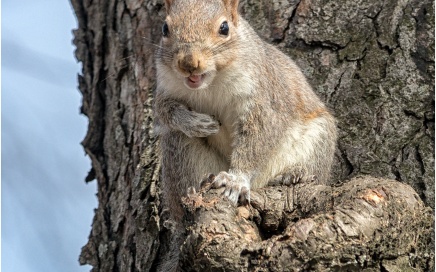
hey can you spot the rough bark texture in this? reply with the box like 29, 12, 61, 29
182, 176, 434, 271
71, 0, 434, 271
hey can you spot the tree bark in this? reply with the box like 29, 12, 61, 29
71, 0, 434, 271
182, 176, 434, 271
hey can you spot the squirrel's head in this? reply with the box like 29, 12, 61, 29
157, 0, 240, 90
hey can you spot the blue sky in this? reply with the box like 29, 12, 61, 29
2, 1, 98, 271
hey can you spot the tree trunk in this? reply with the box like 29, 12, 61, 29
71, 0, 434, 271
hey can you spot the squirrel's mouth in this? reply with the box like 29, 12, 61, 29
185, 74, 205, 89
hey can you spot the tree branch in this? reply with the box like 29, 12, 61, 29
181, 176, 434, 271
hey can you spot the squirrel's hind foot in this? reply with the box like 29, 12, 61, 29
268, 173, 318, 186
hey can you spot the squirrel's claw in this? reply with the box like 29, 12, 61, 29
210, 171, 250, 205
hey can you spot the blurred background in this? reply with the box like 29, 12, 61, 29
2, 0, 98, 271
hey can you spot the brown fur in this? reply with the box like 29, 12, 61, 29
153, 0, 337, 270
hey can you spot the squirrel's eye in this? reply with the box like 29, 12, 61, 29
219, 21, 229, 36
162, 22, 169, 37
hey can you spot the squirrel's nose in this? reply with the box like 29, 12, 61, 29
178, 53, 201, 74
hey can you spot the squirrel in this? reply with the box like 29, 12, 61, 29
153, 0, 337, 270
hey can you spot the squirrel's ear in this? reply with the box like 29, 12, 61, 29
164, 0, 173, 14
223, 0, 239, 25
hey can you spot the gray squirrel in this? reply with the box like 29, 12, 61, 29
153, 0, 337, 270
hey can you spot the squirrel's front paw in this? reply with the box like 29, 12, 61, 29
209, 171, 250, 205
179, 111, 220, 138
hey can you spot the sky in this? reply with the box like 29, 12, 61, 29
2, 0, 98, 271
